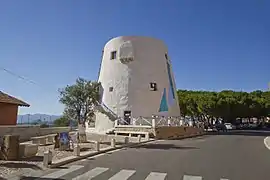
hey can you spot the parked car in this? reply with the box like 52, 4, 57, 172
224, 123, 236, 130
215, 123, 227, 132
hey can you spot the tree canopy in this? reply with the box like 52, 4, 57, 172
59, 78, 100, 124
177, 90, 270, 124
54, 116, 70, 127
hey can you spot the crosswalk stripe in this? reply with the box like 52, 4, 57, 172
108, 169, 136, 180
145, 172, 167, 180
72, 167, 109, 180
183, 175, 202, 180
39, 165, 83, 179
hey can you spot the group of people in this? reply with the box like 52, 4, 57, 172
54, 132, 79, 150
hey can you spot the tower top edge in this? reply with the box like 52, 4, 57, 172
104, 36, 165, 47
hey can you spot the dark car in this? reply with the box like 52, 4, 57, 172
215, 123, 227, 132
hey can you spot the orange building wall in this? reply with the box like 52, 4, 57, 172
0, 103, 18, 125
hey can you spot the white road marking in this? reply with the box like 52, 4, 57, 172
108, 169, 136, 180
72, 167, 109, 180
264, 137, 270, 150
39, 165, 83, 179
145, 172, 167, 180
183, 175, 202, 180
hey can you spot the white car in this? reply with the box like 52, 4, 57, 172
224, 123, 235, 130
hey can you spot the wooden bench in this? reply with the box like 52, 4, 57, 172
114, 131, 150, 140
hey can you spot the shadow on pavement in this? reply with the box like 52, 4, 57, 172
0, 177, 7, 180
100, 142, 128, 146
0, 162, 42, 170
22, 156, 43, 162
131, 143, 199, 150
207, 130, 270, 137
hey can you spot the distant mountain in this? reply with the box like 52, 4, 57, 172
17, 114, 62, 124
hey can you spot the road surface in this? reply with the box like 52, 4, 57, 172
21, 131, 270, 180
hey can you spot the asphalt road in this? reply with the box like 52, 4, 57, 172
22, 131, 270, 180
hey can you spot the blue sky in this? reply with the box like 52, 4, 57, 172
0, 0, 269, 115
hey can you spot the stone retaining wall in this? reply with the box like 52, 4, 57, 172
0, 125, 71, 142
114, 126, 204, 139
154, 126, 204, 139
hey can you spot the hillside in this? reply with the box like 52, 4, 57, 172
17, 114, 62, 124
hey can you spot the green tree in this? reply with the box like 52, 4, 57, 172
59, 78, 100, 125
54, 116, 70, 127
177, 89, 269, 124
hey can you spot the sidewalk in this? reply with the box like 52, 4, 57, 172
2, 137, 154, 180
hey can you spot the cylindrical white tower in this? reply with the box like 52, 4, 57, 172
94, 36, 180, 132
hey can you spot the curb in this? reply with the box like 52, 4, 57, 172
48, 139, 156, 168
264, 137, 270, 150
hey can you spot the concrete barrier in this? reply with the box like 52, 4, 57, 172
19, 143, 38, 158
0, 125, 71, 142
86, 132, 138, 143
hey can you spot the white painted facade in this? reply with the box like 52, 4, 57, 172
94, 36, 180, 133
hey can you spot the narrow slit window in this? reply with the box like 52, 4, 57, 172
150, 82, 157, 91
165, 53, 168, 60
110, 51, 117, 60
101, 50, 104, 58
109, 87, 113, 92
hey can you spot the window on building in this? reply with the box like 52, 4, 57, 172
165, 53, 168, 60
101, 50, 104, 58
110, 51, 117, 60
109, 87, 113, 92
150, 82, 157, 91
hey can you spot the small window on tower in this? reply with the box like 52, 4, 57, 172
150, 83, 157, 91
101, 50, 104, 58
110, 51, 117, 60
165, 53, 168, 60
109, 87, 113, 92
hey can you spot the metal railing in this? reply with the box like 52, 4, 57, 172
114, 115, 184, 128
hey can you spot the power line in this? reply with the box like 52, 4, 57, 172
0, 67, 38, 85
0, 67, 59, 94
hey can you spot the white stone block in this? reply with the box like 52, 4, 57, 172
74, 145, 80, 156
19, 143, 38, 158
145, 133, 150, 140
95, 141, 100, 151
111, 138, 116, 147
124, 137, 129, 144
43, 150, 52, 167
137, 135, 141, 142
